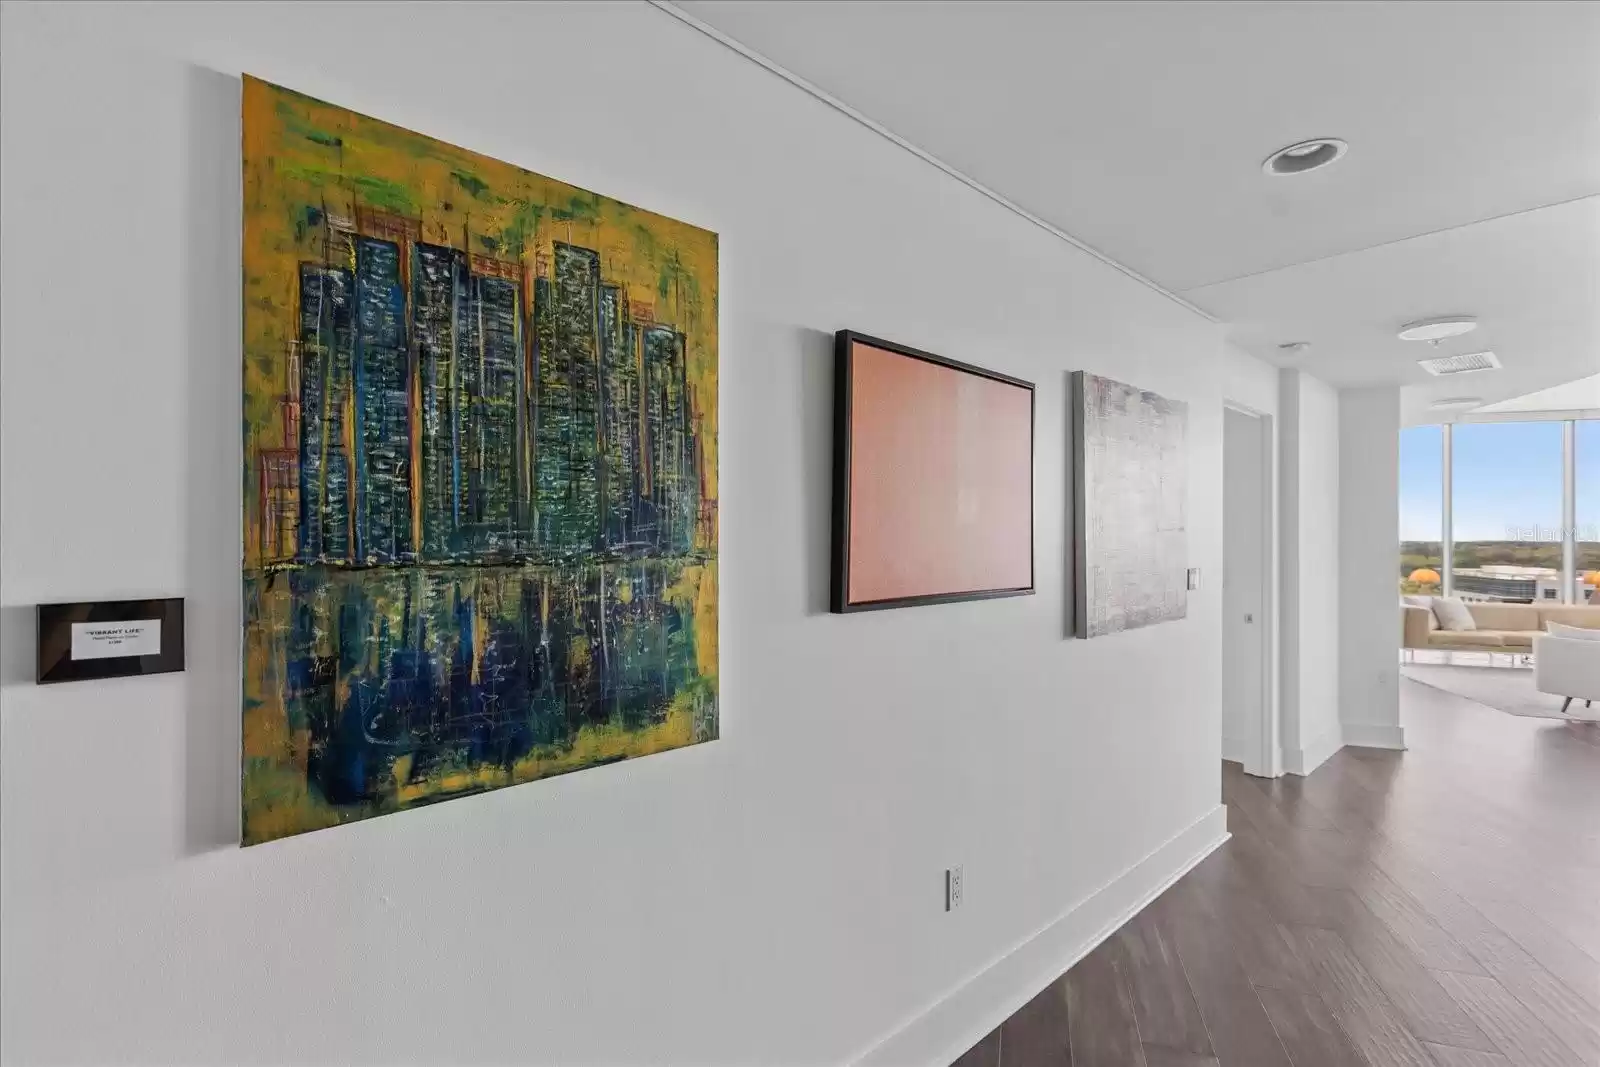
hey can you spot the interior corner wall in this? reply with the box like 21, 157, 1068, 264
1338, 387, 1404, 749
1, 4, 1241, 1065
1277, 368, 1342, 775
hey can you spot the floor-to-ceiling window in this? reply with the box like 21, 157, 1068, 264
1399, 425, 1443, 594
1402, 417, 1594, 605
1450, 421, 1565, 601
1579, 419, 1599, 602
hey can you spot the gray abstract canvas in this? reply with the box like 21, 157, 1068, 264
1072, 372, 1188, 638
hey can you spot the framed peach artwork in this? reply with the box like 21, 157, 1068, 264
830, 331, 1035, 612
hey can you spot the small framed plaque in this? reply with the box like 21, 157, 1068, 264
36, 597, 185, 684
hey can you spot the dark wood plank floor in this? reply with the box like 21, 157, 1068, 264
951, 677, 1600, 1067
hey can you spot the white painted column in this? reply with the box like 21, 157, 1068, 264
1278, 368, 1346, 773
1339, 386, 1405, 750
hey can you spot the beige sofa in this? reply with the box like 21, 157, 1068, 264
1401, 600, 1600, 652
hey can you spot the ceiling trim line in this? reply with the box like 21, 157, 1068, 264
648, 0, 1220, 324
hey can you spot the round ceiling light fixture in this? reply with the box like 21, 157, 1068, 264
1262, 137, 1348, 176
1397, 316, 1478, 343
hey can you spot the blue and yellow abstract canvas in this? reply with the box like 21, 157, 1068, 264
241, 77, 718, 845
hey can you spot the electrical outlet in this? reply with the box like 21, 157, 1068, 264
945, 865, 964, 911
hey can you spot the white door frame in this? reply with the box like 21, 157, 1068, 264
1223, 400, 1280, 778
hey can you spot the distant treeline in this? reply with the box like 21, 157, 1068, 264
1400, 540, 1600, 577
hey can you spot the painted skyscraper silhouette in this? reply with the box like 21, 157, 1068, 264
283, 215, 698, 567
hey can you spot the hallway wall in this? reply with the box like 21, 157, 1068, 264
3, 3, 1275, 1064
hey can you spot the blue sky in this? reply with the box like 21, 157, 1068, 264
1400, 419, 1600, 542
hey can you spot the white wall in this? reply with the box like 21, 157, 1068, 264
1221, 343, 1282, 417
1278, 369, 1343, 775
1339, 387, 1404, 749
1, 3, 1255, 1064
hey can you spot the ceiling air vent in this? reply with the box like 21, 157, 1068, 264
1418, 350, 1500, 376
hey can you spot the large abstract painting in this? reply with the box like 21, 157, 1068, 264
241, 78, 718, 845
831, 332, 1034, 612
1072, 372, 1186, 638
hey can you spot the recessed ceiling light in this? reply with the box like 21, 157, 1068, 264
1277, 341, 1311, 355
1429, 397, 1484, 410
1262, 138, 1348, 176
1397, 316, 1478, 343
1418, 351, 1501, 377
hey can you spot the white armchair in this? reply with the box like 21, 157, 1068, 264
1533, 633, 1600, 715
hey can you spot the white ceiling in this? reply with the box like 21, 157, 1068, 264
676, 0, 1600, 416
1473, 373, 1600, 416
1189, 195, 1600, 403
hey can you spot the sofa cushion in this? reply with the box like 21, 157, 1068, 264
1402, 595, 1439, 631
1428, 629, 1505, 648
1546, 622, 1600, 641
1539, 606, 1600, 629
1475, 629, 1539, 649
1432, 597, 1478, 631
1465, 602, 1540, 631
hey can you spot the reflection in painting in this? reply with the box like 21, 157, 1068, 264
242, 77, 718, 844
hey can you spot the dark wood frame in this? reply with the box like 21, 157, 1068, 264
36, 597, 186, 684
830, 330, 1036, 613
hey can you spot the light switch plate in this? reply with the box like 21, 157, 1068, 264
1187, 568, 1201, 591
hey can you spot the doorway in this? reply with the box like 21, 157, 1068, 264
1223, 404, 1275, 777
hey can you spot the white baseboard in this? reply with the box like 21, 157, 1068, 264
1283, 725, 1344, 776
1221, 732, 1248, 766
852, 806, 1229, 1067
1343, 722, 1406, 750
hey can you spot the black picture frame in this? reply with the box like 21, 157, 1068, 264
36, 597, 186, 685
830, 330, 1036, 613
